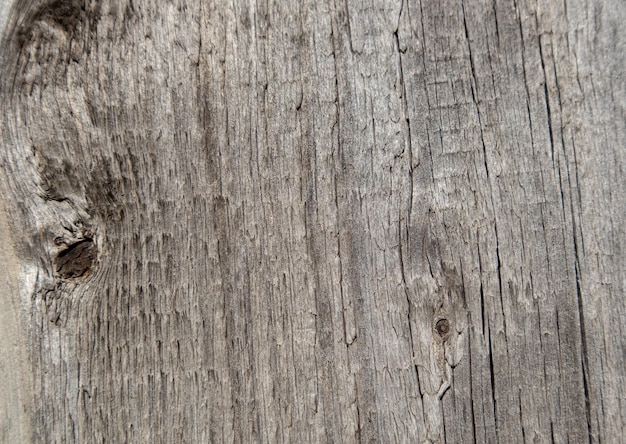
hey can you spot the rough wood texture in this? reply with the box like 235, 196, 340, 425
0, 0, 624, 442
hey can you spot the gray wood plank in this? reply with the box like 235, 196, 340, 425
0, 0, 623, 442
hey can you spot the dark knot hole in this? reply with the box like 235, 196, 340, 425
54, 238, 96, 279
435, 318, 451, 338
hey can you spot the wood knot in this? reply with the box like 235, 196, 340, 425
435, 318, 451, 339
54, 239, 96, 279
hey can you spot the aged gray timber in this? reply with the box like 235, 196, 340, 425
0, 0, 624, 442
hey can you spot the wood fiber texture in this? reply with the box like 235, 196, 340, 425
0, 0, 624, 442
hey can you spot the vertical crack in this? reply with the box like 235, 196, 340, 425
328, 12, 350, 347
461, 1, 490, 180
477, 231, 486, 336
393, 26, 414, 227
536, 12, 592, 440
494, 226, 505, 321
395, 4, 425, 422
538, 39, 556, 170
514, 3, 540, 169
492, 0, 500, 46
467, 322, 478, 444
398, 211, 422, 409
462, 0, 506, 331
574, 235, 592, 443
487, 323, 499, 441
518, 388, 526, 442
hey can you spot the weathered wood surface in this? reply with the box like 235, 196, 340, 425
0, 0, 624, 442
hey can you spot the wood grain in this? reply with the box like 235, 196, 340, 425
0, 0, 624, 442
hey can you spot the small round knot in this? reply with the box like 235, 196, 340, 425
435, 318, 450, 339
